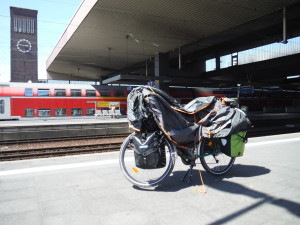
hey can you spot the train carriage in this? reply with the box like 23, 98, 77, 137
0, 82, 128, 120
1, 82, 299, 120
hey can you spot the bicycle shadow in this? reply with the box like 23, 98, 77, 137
134, 164, 300, 221
156, 164, 271, 192
133, 164, 270, 193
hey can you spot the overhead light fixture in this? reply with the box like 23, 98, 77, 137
287, 75, 300, 79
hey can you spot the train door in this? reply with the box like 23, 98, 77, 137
0, 97, 11, 120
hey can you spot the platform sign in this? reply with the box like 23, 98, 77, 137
94, 101, 120, 108
97, 102, 110, 107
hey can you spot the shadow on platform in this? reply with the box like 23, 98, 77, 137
134, 164, 300, 223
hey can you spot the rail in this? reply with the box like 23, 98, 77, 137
0, 141, 123, 161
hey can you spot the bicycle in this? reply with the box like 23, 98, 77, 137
119, 85, 249, 188
119, 131, 236, 188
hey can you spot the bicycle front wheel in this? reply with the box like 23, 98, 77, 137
119, 133, 176, 188
199, 138, 235, 175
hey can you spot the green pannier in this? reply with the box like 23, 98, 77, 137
220, 132, 247, 157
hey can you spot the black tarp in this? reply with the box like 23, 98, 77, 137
127, 86, 251, 148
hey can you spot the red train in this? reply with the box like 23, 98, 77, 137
1, 82, 298, 120
0, 82, 222, 120
0, 82, 128, 120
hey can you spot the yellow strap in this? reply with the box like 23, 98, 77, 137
193, 159, 207, 195
129, 124, 141, 132
148, 86, 155, 93
171, 104, 212, 115
171, 106, 195, 115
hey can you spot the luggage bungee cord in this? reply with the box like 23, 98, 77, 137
148, 85, 208, 194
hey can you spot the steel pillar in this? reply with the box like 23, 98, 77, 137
154, 52, 169, 93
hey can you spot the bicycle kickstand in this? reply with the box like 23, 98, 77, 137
181, 161, 196, 184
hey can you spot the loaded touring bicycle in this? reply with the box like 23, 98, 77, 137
119, 86, 251, 188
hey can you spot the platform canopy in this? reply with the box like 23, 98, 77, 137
46, 0, 300, 88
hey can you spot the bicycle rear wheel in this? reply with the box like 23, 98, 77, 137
119, 133, 176, 188
199, 138, 235, 175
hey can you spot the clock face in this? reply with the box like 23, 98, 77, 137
16, 39, 32, 53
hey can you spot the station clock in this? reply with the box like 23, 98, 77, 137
16, 39, 32, 53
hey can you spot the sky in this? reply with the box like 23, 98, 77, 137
0, 0, 83, 82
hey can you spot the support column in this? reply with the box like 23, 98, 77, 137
154, 52, 169, 93
216, 55, 220, 70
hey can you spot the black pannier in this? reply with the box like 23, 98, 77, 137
132, 132, 166, 169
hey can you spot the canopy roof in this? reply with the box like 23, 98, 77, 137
46, 0, 300, 88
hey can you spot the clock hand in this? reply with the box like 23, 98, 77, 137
19, 44, 30, 47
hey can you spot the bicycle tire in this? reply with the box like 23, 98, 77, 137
119, 133, 176, 188
199, 137, 235, 175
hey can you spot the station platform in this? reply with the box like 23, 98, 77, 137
0, 117, 131, 141
0, 132, 299, 225
0, 116, 128, 127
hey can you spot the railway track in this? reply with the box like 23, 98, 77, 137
0, 134, 128, 145
0, 141, 123, 161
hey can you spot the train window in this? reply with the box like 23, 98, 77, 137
0, 100, 4, 114
100, 90, 111, 97
55, 89, 66, 97
25, 108, 34, 117
71, 108, 82, 116
86, 108, 95, 116
55, 108, 67, 117
38, 109, 51, 117
86, 90, 96, 97
114, 90, 124, 97
25, 88, 33, 96
38, 89, 50, 97
71, 89, 82, 97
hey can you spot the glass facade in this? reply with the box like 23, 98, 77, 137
14, 17, 35, 34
